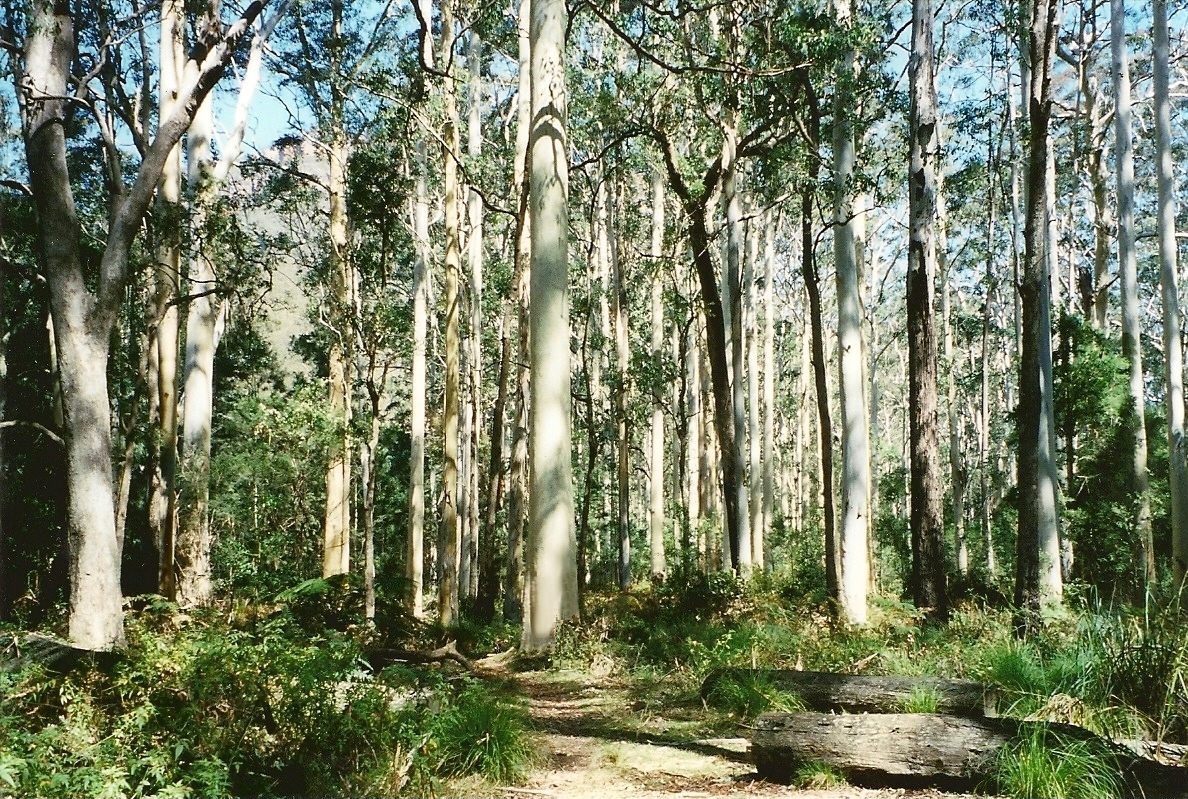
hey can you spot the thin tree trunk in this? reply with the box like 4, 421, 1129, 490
437, 0, 462, 626
804, 186, 839, 604
762, 217, 777, 565
149, 0, 184, 600
523, 0, 578, 650
606, 180, 632, 591
834, 0, 869, 623
409, 125, 431, 616
1154, 0, 1188, 588
907, 0, 947, 624
1110, 0, 1153, 592
746, 218, 763, 568
462, 28, 484, 608
649, 174, 667, 578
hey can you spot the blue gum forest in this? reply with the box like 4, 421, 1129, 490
2, 0, 1188, 797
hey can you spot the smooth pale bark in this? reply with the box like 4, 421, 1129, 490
723, 126, 752, 575
981, 80, 998, 577
409, 137, 430, 618
1016, 0, 1063, 632
762, 219, 776, 565
834, 0, 869, 624
21, 0, 268, 650
465, 30, 484, 605
361, 411, 380, 622
685, 309, 702, 553
1154, 0, 1188, 587
1110, 0, 1154, 591
649, 174, 666, 578
523, 0, 578, 651
438, 0, 462, 625
149, 0, 184, 600
176, 7, 271, 608
907, 0, 947, 624
940, 196, 966, 577
322, 131, 352, 578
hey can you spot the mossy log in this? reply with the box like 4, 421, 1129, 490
702, 668, 996, 717
751, 711, 1188, 797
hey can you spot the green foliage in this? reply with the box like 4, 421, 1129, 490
0, 606, 532, 797
989, 726, 1123, 799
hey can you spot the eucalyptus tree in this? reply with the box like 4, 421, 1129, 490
1109, 0, 1152, 592
271, 0, 399, 579
907, 0, 947, 624
1154, 0, 1187, 587
522, 0, 578, 651
1015, 0, 1063, 632
18, 0, 272, 650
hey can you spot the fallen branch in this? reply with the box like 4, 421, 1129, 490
364, 640, 473, 671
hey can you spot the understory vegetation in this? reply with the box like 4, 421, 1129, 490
4, 571, 1185, 798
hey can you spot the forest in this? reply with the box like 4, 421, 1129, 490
2, 0, 1188, 796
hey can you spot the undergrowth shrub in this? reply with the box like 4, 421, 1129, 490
702, 671, 804, 718
0, 601, 533, 797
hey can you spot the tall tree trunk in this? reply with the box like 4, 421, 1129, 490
149, 0, 184, 600
523, 0, 578, 650
1016, 0, 1062, 633
409, 135, 430, 618
175, 6, 268, 608
1110, 0, 1153, 592
20, 0, 268, 649
504, 0, 532, 623
723, 125, 752, 575
762, 218, 777, 565
649, 173, 667, 578
438, 0, 462, 626
834, 0, 869, 624
686, 307, 702, 559
463, 29, 482, 605
1154, 0, 1188, 588
321, 0, 352, 579
606, 180, 632, 591
746, 218, 763, 568
907, 0, 948, 624
804, 186, 839, 603
982, 68, 998, 577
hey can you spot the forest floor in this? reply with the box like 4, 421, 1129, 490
465, 653, 987, 799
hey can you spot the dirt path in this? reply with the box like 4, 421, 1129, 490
477, 661, 981, 799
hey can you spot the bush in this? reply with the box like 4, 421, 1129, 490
989, 726, 1123, 799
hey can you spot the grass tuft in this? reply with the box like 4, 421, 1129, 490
989, 725, 1124, 799
792, 761, 847, 789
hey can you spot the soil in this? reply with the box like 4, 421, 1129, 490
467, 655, 985, 799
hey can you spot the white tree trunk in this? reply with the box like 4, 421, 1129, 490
649, 174, 667, 578
523, 0, 578, 651
1154, 0, 1188, 587
762, 218, 777, 568
1111, 0, 1153, 589
409, 132, 431, 618
834, 0, 869, 625
723, 124, 751, 575
746, 218, 763, 568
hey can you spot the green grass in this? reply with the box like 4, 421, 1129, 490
792, 761, 847, 789
989, 726, 1124, 799
898, 687, 942, 713
702, 671, 805, 719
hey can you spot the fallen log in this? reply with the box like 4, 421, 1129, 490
702, 669, 995, 717
0, 633, 85, 675
751, 712, 1188, 797
364, 640, 473, 671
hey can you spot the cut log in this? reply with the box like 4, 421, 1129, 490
752, 712, 1188, 797
702, 668, 995, 717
